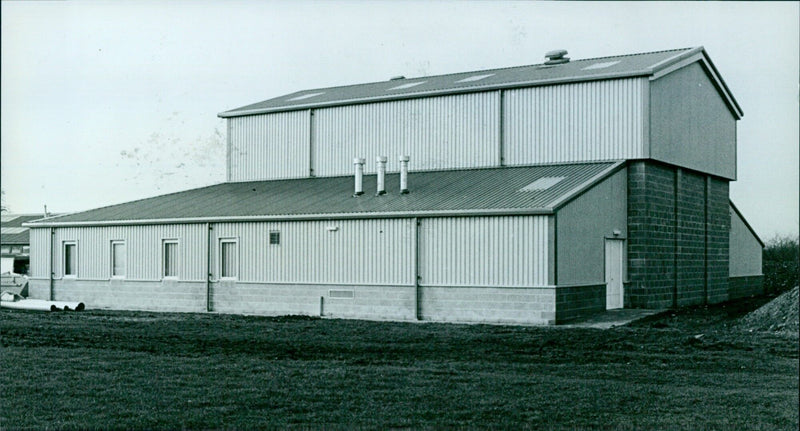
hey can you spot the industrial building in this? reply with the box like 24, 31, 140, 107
2, 214, 43, 275
25, 47, 763, 324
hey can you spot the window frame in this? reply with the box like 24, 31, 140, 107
110, 240, 126, 279
63, 240, 78, 278
162, 239, 179, 279
218, 237, 239, 280
269, 230, 281, 246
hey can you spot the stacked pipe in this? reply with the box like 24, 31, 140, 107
352, 155, 410, 196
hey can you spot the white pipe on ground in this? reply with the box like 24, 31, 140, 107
376, 156, 387, 195
353, 157, 365, 196
0, 298, 85, 312
399, 155, 410, 194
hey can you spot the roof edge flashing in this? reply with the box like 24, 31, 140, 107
24, 208, 557, 228
550, 160, 627, 212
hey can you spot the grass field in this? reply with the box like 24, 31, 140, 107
1, 297, 797, 430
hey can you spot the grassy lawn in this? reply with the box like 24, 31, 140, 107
1, 299, 797, 429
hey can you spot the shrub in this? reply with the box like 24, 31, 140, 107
763, 234, 799, 294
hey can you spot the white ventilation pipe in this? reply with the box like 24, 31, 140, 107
376, 156, 387, 195
399, 155, 410, 194
353, 157, 365, 196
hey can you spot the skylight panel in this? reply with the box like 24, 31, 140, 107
456, 73, 495, 83
519, 177, 566, 192
387, 81, 426, 91
582, 61, 621, 71
1, 227, 27, 234
287, 92, 325, 101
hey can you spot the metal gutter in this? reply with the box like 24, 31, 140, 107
205, 222, 212, 312
414, 217, 421, 320
23, 207, 556, 228
217, 70, 652, 118
49, 227, 54, 300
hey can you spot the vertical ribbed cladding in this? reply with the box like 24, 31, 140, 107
28, 228, 50, 278
503, 78, 647, 165
418, 216, 549, 287
313, 92, 499, 177
211, 219, 414, 285
228, 111, 310, 182
50, 224, 206, 281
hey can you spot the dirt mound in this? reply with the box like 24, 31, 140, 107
738, 286, 799, 335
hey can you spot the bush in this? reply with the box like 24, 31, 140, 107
763, 234, 799, 294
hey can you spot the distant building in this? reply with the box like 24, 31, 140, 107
25, 47, 763, 324
1, 214, 44, 274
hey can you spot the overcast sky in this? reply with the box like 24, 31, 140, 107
2, 1, 798, 239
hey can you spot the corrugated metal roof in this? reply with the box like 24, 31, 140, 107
1, 214, 47, 244
27, 162, 622, 226
218, 47, 741, 119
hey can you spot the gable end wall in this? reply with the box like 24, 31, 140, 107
649, 62, 737, 180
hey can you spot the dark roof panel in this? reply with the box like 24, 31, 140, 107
1, 214, 48, 244
220, 48, 703, 117
28, 162, 622, 226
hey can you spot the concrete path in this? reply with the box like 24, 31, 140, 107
559, 309, 667, 329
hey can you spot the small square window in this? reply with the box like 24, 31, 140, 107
269, 231, 280, 245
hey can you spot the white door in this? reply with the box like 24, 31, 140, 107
605, 239, 624, 309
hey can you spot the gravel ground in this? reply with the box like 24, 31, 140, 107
738, 286, 799, 335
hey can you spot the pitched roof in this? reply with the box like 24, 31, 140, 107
219, 47, 742, 119
730, 201, 764, 248
1, 214, 47, 244
26, 162, 623, 227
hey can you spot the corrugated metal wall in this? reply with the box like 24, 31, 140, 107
503, 78, 647, 165
36, 216, 553, 291
228, 111, 310, 181
729, 208, 763, 277
419, 216, 549, 287
29, 228, 50, 278
50, 225, 207, 281
313, 92, 500, 176
226, 81, 651, 182
210, 219, 415, 285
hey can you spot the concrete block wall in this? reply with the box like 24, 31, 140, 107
628, 161, 677, 308
419, 286, 557, 325
28, 279, 50, 300
49, 279, 207, 312
728, 275, 764, 300
210, 281, 417, 321
627, 161, 730, 309
31, 277, 558, 325
555, 284, 605, 323
676, 170, 707, 306
707, 178, 731, 303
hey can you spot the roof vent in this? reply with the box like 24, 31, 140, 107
544, 49, 570, 65
390, 75, 406, 80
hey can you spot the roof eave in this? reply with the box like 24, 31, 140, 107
23, 207, 556, 228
